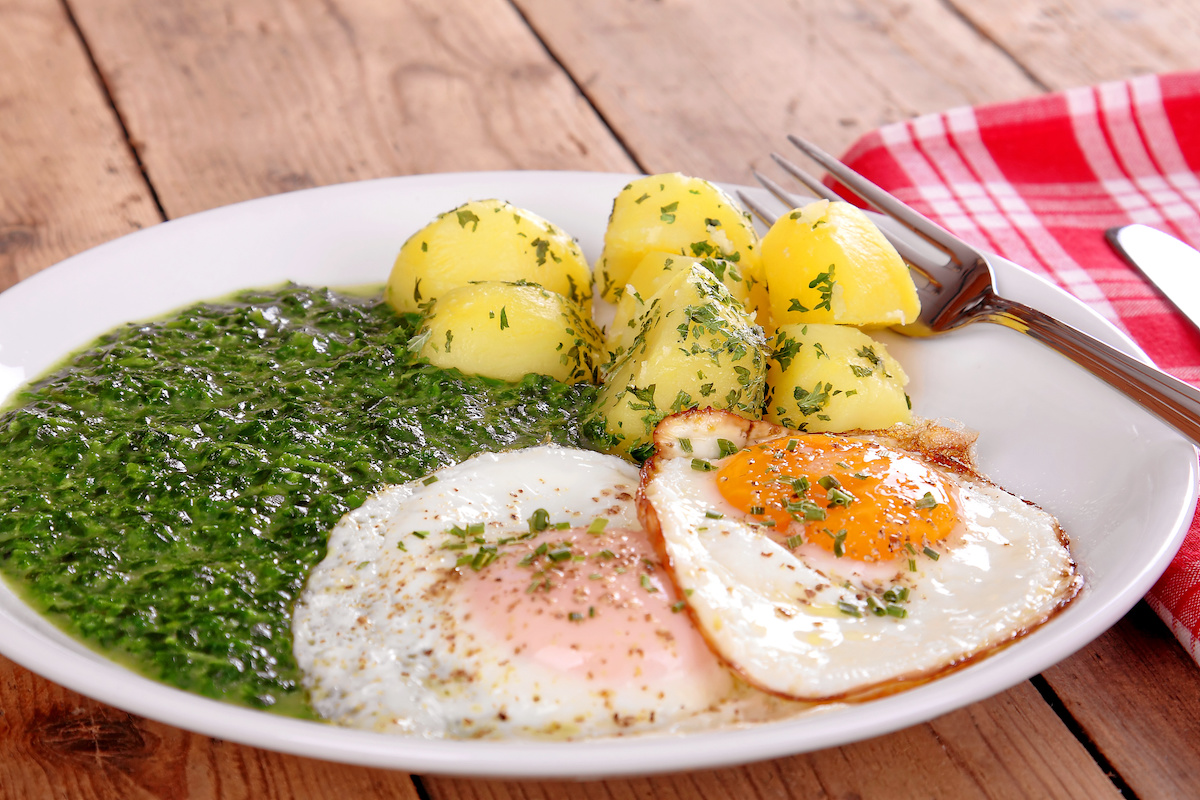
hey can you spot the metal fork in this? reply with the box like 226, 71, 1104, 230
743, 135, 1200, 445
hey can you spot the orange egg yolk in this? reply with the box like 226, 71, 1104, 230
715, 435, 960, 561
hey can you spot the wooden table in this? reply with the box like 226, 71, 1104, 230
2, 1, 1199, 797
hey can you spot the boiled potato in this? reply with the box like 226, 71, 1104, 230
605, 252, 753, 365
760, 200, 920, 328
597, 173, 763, 303
386, 199, 592, 315
409, 281, 602, 384
592, 265, 768, 459
765, 323, 910, 432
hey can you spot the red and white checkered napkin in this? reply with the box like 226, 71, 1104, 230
837, 69, 1200, 664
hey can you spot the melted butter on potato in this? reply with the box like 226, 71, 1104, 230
761, 200, 919, 328
592, 265, 768, 459
409, 281, 603, 384
386, 199, 592, 315
765, 323, 911, 432
597, 173, 764, 305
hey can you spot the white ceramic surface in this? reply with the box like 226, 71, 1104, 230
0, 171, 1194, 779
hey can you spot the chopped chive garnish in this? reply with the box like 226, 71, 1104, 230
547, 548, 572, 562
422, 475, 439, 486
914, 492, 938, 510
717, 438, 739, 458
568, 611, 583, 622
396, 541, 406, 551
671, 600, 687, 613
554, 521, 571, 530
640, 574, 658, 592
685, 588, 694, 597
587, 518, 608, 535
886, 605, 908, 618
784, 534, 804, 549
905, 542, 918, 555
411, 530, 429, 539
678, 437, 693, 453
704, 510, 724, 519
908, 557, 917, 572
691, 458, 715, 472
827, 528, 848, 558
589, 605, 596, 618
589, 573, 602, 580
786, 439, 798, 452
923, 546, 940, 561
818, 475, 840, 490
837, 600, 862, 617
534, 542, 548, 556
749, 505, 765, 516
826, 486, 855, 507
528, 508, 550, 533
441, 542, 468, 551
466, 521, 485, 535
836, 461, 850, 469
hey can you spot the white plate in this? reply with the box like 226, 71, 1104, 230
0, 171, 1194, 779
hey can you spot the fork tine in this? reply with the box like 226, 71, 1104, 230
768, 153, 840, 203
736, 188, 780, 226
786, 134, 978, 268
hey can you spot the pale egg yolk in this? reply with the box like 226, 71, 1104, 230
715, 435, 959, 561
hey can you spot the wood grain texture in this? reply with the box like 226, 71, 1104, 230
421, 682, 1119, 800
955, 0, 1200, 89
0, 655, 420, 800
67, 0, 637, 219
1042, 602, 1200, 799
0, 0, 159, 291
513, 0, 1044, 183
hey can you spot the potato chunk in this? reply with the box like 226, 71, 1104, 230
765, 323, 911, 433
597, 173, 763, 303
409, 282, 602, 384
606, 252, 753, 364
593, 265, 768, 459
386, 199, 592, 315
760, 200, 920, 328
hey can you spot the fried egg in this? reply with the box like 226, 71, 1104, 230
292, 444, 802, 739
639, 409, 1081, 701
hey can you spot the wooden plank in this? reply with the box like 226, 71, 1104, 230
67, 0, 637, 220
0, 0, 160, 291
955, 0, 1200, 89
0, 655, 420, 800
513, 0, 1045, 182
421, 682, 1119, 799
1041, 602, 1200, 798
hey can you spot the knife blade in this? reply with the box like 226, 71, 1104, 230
1106, 223, 1200, 333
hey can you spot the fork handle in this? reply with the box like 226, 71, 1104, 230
980, 293, 1200, 444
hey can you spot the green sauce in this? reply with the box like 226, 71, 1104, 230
0, 284, 603, 713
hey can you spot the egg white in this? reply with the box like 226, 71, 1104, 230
292, 444, 803, 739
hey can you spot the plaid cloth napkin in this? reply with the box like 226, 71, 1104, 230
838, 69, 1200, 664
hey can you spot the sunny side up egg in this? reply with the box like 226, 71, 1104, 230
639, 409, 1082, 701
292, 445, 806, 740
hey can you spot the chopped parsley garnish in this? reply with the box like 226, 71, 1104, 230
914, 492, 938, 510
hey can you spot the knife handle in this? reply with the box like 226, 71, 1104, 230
981, 294, 1200, 445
